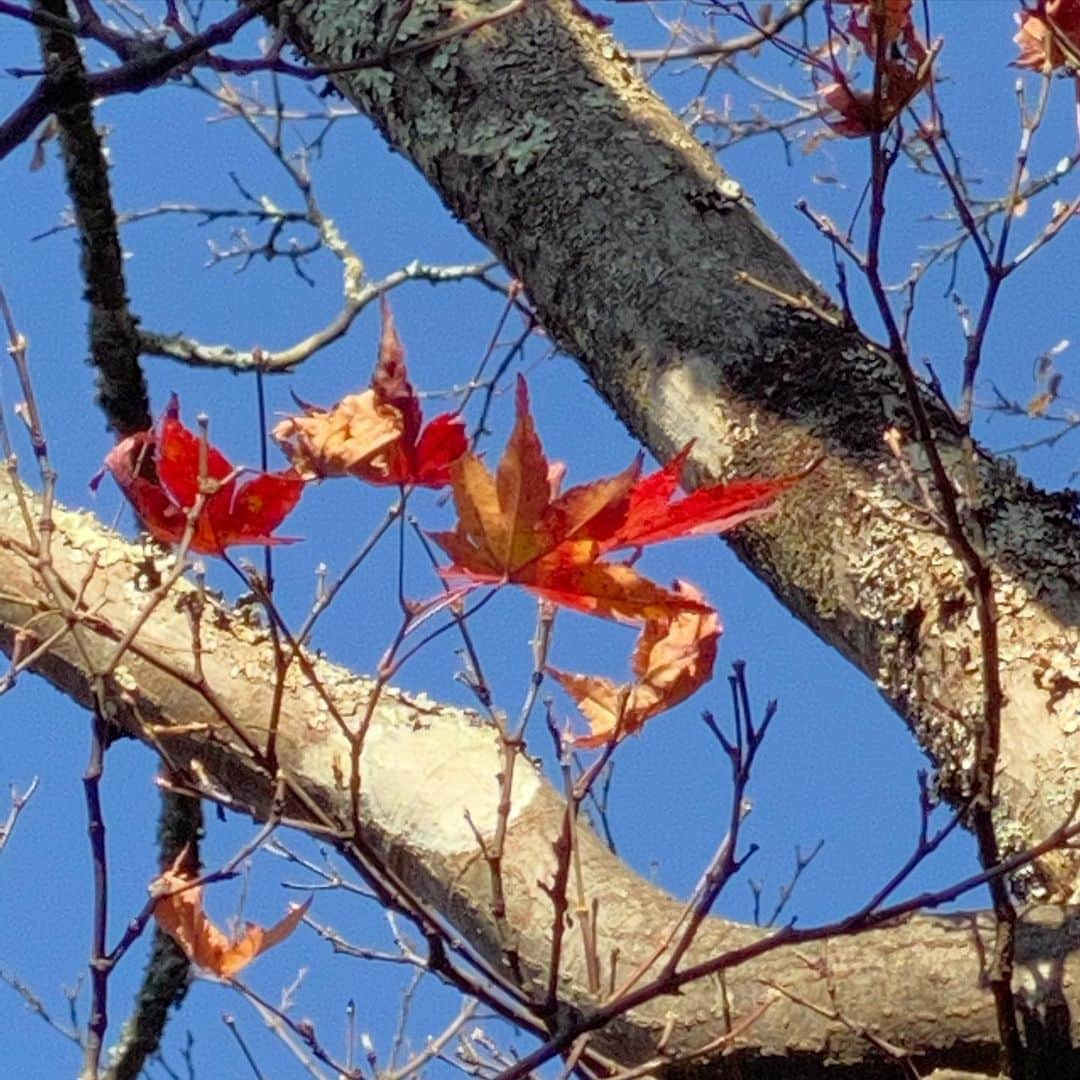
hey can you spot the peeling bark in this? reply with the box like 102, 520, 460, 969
2, 454, 1079, 1075
266, 0, 1080, 897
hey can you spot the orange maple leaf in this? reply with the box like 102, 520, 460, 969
273, 298, 468, 488
153, 857, 311, 978
549, 581, 720, 746
430, 376, 801, 623
97, 395, 304, 556
1014, 0, 1080, 72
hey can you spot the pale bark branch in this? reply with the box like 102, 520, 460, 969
1, 449, 1079, 1077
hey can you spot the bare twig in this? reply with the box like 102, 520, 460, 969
0, 775, 38, 854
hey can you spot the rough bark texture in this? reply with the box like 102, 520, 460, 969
3, 472, 1080, 1077
270, 0, 1080, 899
37, 0, 150, 436
9, 0, 1080, 1073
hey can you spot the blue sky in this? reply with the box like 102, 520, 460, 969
1, 3, 1077, 1077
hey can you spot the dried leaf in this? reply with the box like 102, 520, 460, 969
29, 115, 58, 172
1028, 373, 1063, 416
837, 0, 916, 50
817, 0, 934, 139
274, 299, 467, 487
550, 582, 721, 745
818, 59, 931, 138
153, 858, 311, 978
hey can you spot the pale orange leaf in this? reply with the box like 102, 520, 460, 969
153, 859, 311, 978
550, 581, 721, 745
273, 299, 466, 488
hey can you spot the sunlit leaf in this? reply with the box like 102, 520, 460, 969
274, 298, 467, 488
153, 857, 311, 978
99, 396, 303, 556
550, 582, 721, 745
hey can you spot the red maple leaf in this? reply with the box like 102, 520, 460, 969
273, 298, 468, 488
99, 395, 304, 556
430, 377, 803, 623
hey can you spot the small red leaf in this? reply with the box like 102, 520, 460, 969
101, 398, 303, 556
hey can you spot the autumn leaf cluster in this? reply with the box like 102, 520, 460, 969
426, 377, 801, 743
100, 304, 800, 745
809, 1, 1080, 141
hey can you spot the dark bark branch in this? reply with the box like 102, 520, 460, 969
0, 3, 270, 164
270, 0, 1080, 896
35, 0, 150, 435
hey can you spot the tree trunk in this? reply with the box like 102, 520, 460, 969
271, 0, 1080, 899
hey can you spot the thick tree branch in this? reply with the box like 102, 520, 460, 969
270, 0, 1080, 896
2, 453, 1080, 1076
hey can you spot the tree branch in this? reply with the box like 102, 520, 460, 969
35, 0, 149, 434
271, 0, 1080, 897
2, 451, 1079, 1076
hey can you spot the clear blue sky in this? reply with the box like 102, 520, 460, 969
1, 3, 1077, 1077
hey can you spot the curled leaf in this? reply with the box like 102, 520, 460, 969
818, 59, 931, 138
273, 298, 467, 487
549, 581, 721, 746
153, 857, 311, 978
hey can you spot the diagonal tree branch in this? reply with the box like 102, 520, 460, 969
1, 448, 1079, 1076
0, 2, 271, 164
268, 0, 1080, 896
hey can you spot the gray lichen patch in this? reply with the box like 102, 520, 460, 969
459, 111, 556, 176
